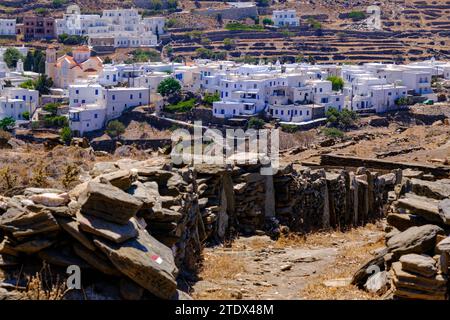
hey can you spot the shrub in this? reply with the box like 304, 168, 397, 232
106, 120, 125, 138
247, 117, 265, 129
165, 98, 196, 113
0, 117, 15, 130
262, 18, 274, 25
322, 127, 344, 138
280, 124, 298, 133
326, 107, 358, 130
22, 111, 30, 120
203, 92, 220, 106
326, 76, 345, 91
20, 79, 35, 90
348, 11, 366, 21
225, 23, 264, 31
60, 126, 72, 144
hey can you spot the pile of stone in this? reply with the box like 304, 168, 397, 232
0, 159, 201, 300
353, 170, 450, 300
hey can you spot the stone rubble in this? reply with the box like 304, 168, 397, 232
354, 169, 450, 300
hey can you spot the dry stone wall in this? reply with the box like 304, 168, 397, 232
0, 158, 400, 300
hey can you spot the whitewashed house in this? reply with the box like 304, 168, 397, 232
68, 83, 150, 135
272, 10, 300, 27
0, 19, 16, 36
0, 87, 39, 121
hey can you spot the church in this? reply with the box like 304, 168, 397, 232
45, 45, 103, 89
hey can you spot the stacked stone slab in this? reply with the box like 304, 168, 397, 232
354, 170, 450, 300
273, 166, 393, 232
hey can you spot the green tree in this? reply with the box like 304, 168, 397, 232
326, 76, 345, 91
0, 117, 15, 130
34, 74, 53, 95
103, 56, 112, 64
262, 18, 274, 25
106, 120, 125, 138
223, 38, 235, 48
3, 48, 24, 68
43, 103, 59, 116
22, 111, 30, 120
247, 117, 265, 129
326, 107, 358, 130
60, 126, 72, 144
157, 78, 181, 97
149, 0, 163, 11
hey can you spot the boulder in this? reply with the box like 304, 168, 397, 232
387, 225, 444, 258
126, 181, 159, 210
94, 225, 178, 299
94, 170, 134, 190
76, 212, 138, 244
386, 213, 426, 231
437, 199, 450, 225
410, 178, 450, 200
399, 254, 437, 277
150, 208, 183, 223
0, 207, 60, 238
395, 194, 444, 225
78, 182, 143, 225
436, 236, 450, 253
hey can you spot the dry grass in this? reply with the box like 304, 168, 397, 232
199, 251, 247, 281
299, 225, 385, 300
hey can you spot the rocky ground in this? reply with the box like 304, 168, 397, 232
193, 224, 385, 300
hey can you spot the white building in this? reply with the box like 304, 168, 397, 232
68, 83, 150, 135
56, 6, 164, 49
0, 87, 39, 121
272, 10, 300, 27
0, 19, 16, 36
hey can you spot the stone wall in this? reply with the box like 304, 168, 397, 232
0, 159, 400, 300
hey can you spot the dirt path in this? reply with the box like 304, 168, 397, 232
192, 223, 386, 300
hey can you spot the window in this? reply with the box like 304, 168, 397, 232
112, 95, 116, 100
95, 90, 99, 95
94, 114, 98, 119
76, 90, 79, 94
139, 93, 142, 99
130, 94, 133, 100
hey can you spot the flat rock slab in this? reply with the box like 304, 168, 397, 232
399, 254, 437, 278
386, 213, 427, 232
437, 236, 450, 253
76, 212, 138, 244
0, 207, 59, 238
410, 178, 450, 200
14, 239, 55, 254
126, 181, 159, 210
94, 226, 178, 299
73, 243, 121, 277
78, 181, 142, 225
94, 170, 134, 190
396, 195, 444, 225
30, 193, 70, 208
387, 224, 443, 258
391, 262, 447, 292
58, 217, 96, 251
437, 199, 450, 225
